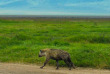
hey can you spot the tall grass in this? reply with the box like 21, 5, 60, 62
0, 19, 110, 69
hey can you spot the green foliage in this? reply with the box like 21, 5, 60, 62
0, 19, 110, 69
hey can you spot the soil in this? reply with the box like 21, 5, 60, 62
0, 63, 110, 74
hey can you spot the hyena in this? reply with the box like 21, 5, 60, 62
38, 48, 75, 70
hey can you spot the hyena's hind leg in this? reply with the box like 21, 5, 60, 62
56, 60, 59, 70
64, 60, 71, 70
68, 57, 75, 69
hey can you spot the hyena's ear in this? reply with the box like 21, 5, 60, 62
40, 50, 43, 53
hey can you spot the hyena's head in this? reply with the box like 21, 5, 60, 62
39, 49, 49, 57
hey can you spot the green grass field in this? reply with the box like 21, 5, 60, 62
0, 18, 110, 69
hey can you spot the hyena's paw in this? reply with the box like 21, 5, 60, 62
73, 66, 76, 69
69, 68, 71, 70
40, 67, 43, 69
56, 68, 59, 70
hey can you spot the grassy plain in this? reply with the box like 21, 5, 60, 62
0, 18, 110, 69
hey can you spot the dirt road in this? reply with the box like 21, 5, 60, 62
0, 63, 110, 74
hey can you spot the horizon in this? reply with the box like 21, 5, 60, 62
0, 0, 110, 16
0, 14, 110, 17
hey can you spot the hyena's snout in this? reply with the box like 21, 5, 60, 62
38, 55, 42, 57
38, 53, 42, 57
38, 51, 42, 57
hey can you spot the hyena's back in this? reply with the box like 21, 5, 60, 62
48, 49, 70, 60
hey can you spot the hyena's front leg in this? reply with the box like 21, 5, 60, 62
40, 57, 50, 69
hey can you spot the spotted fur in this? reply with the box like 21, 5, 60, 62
39, 48, 75, 70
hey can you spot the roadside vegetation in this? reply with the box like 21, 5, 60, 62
0, 18, 110, 69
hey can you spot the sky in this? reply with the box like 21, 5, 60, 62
0, 0, 110, 16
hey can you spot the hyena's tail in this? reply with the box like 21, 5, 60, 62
68, 57, 76, 69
